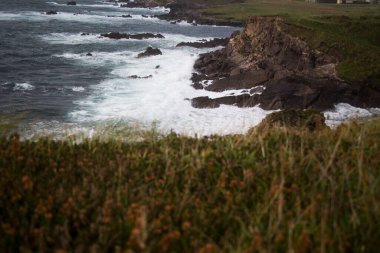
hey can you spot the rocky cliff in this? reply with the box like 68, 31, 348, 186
191, 17, 380, 110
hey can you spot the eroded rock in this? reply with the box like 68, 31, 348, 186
137, 47, 162, 58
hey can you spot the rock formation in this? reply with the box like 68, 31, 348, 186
191, 17, 380, 110
137, 47, 162, 58
100, 32, 165, 40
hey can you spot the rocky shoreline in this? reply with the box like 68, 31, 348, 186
190, 16, 380, 111
104, 1, 380, 113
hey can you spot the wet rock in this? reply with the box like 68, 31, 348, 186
191, 94, 259, 109
205, 70, 269, 92
258, 75, 380, 111
86, 52, 93, 56
67, 1, 76, 5
155, 65, 160, 69
100, 32, 164, 40
137, 47, 162, 58
176, 38, 229, 48
121, 14, 132, 18
46, 10, 58, 15
128, 75, 153, 79
81, 32, 90, 36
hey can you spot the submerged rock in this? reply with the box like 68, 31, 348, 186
137, 47, 162, 58
100, 32, 164, 40
67, 1, 76, 5
46, 10, 58, 15
128, 75, 153, 79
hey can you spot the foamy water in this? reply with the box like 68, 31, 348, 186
13, 82, 35, 91
2, 0, 380, 138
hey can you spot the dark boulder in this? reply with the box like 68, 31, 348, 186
100, 32, 164, 40
137, 47, 162, 58
86, 52, 93, 56
67, 1, 76, 5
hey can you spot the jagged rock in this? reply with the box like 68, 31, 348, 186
258, 75, 380, 111
100, 32, 164, 40
67, 1, 76, 5
81, 32, 90, 36
176, 38, 229, 48
205, 70, 269, 92
86, 52, 93, 56
137, 47, 162, 58
254, 109, 327, 132
191, 94, 259, 109
46, 10, 57, 15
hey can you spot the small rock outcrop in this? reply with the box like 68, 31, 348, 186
67, 1, 76, 5
253, 109, 327, 132
100, 32, 164, 40
137, 47, 162, 58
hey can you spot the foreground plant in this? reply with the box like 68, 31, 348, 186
0, 119, 379, 252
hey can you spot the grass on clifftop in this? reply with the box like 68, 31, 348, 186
1, 119, 380, 252
201, 0, 380, 84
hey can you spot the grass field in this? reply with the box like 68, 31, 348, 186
1, 119, 380, 252
200, 0, 380, 84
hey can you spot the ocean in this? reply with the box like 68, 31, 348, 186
0, 0, 378, 138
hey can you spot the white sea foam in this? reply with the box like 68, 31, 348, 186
72, 86, 85, 92
67, 47, 272, 136
46, 1, 169, 12
13, 82, 35, 91
0, 11, 164, 24
324, 103, 380, 127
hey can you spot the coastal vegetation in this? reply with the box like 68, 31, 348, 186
1, 118, 380, 252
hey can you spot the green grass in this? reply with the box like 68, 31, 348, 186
1, 119, 380, 252
200, 0, 380, 84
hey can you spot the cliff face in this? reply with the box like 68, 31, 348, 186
191, 17, 380, 110
228, 17, 337, 79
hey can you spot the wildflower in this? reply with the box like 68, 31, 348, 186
22, 176, 33, 191
182, 221, 191, 231
197, 243, 218, 253
158, 230, 181, 252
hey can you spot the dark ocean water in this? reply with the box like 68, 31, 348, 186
0, 0, 245, 134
